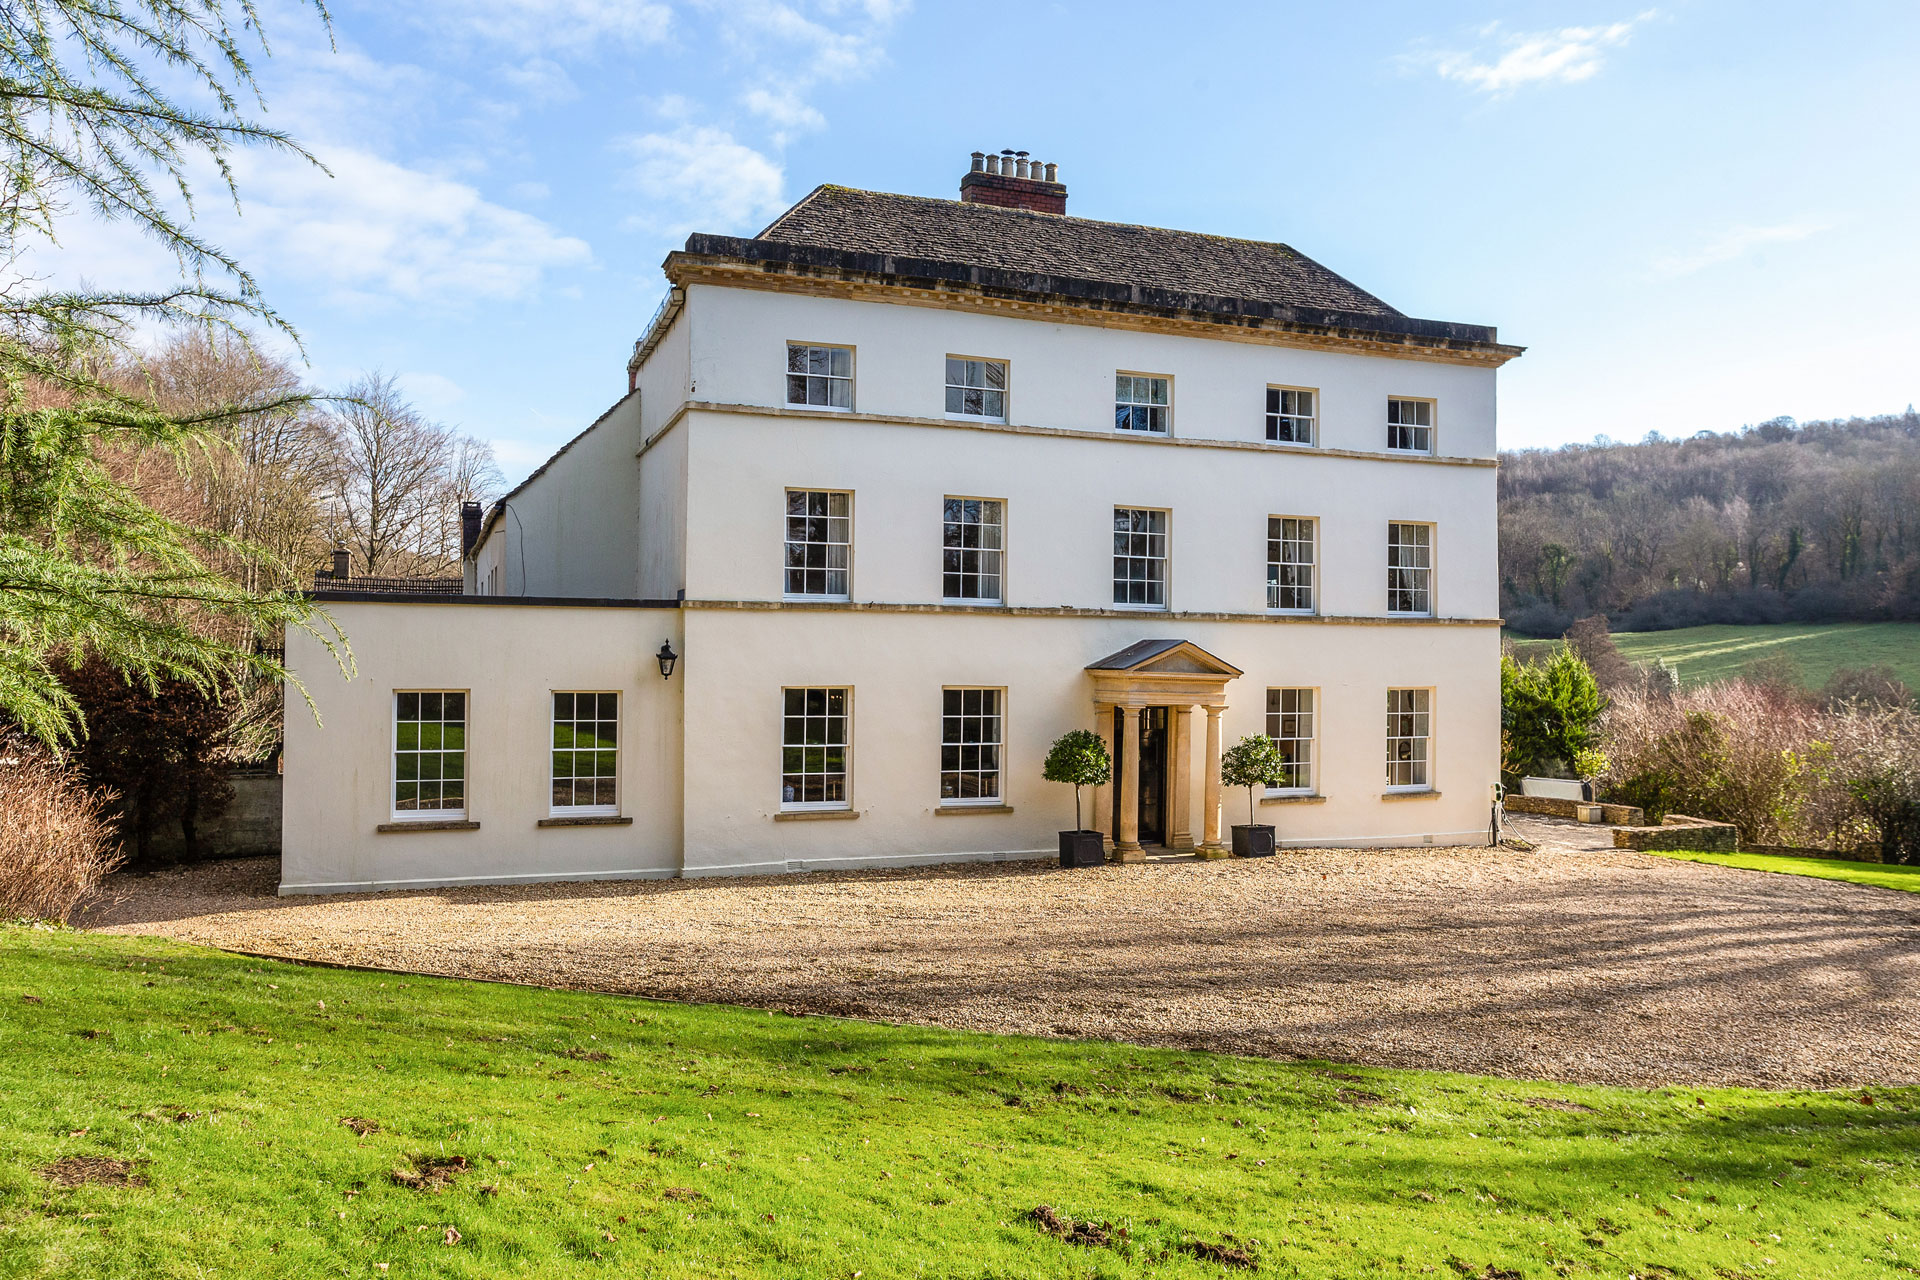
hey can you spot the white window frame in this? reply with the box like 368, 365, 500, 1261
1266, 515, 1316, 614
1387, 397, 1435, 453
1114, 372, 1172, 435
944, 356, 1008, 423
784, 489, 852, 601
391, 690, 468, 821
786, 342, 854, 410
1387, 521, 1433, 617
1265, 687, 1316, 795
1265, 385, 1317, 446
941, 496, 1005, 604
1386, 688, 1433, 792
1112, 506, 1170, 610
550, 691, 620, 817
781, 686, 852, 811
939, 686, 1005, 806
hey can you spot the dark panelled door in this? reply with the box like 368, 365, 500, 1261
1137, 706, 1168, 845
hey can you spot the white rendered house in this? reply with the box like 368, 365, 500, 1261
280, 153, 1522, 894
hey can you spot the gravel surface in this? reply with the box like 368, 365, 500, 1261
77, 817, 1920, 1089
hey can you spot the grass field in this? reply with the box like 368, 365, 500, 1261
1648, 849, 1920, 894
6, 927, 1920, 1278
1510, 621, 1920, 691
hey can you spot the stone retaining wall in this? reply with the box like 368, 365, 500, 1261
1612, 814, 1739, 853
1504, 794, 1646, 826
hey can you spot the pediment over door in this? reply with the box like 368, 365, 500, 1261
1084, 639, 1240, 707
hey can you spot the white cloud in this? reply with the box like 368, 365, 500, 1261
1653, 221, 1829, 277
1416, 11, 1655, 95
498, 57, 580, 105
617, 126, 787, 237
202, 145, 593, 307
408, 0, 673, 54
742, 87, 826, 133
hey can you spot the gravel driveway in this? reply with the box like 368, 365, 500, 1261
77, 818, 1920, 1089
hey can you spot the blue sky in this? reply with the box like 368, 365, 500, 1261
67, 1, 1920, 480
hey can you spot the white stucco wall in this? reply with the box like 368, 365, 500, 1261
675, 408, 1497, 619
283, 601, 683, 893
678, 608, 1500, 876
684, 283, 1499, 459
471, 393, 645, 599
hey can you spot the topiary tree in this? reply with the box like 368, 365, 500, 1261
1043, 729, 1111, 832
1220, 733, 1286, 827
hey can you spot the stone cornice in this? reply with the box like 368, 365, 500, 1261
683, 598, 1500, 626
642, 400, 1500, 469
664, 249, 1525, 369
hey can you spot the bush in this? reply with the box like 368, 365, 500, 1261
1501, 647, 1606, 785
1821, 665, 1912, 710
0, 740, 122, 922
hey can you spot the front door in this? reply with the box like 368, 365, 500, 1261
1137, 706, 1168, 845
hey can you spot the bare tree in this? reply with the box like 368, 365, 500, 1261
323, 373, 502, 577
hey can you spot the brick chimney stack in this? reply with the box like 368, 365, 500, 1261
960, 149, 1066, 215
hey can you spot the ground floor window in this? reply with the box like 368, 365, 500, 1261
941, 688, 1003, 803
552, 692, 618, 813
1386, 688, 1431, 789
782, 687, 850, 808
393, 691, 466, 818
1266, 688, 1315, 792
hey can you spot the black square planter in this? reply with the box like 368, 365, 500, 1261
1058, 830, 1106, 868
1231, 824, 1276, 858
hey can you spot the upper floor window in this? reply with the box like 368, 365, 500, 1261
1113, 507, 1169, 608
1267, 516, 1315, 613
945, 357, 1007, 421
785, 489, 851, 599
787, 343, 853, 409
1387, 398, 1433, 453
551, 692, 618, 815
1266, 688, 1315, 794
393, 691, 466, 819
1115, 374, 1170, 434
1266, 387, 1316, 445
942, 497, 1004, 603
1387, 522, 1432, 615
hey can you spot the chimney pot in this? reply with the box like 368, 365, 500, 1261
1016, 156, 1030, 178
330, 548, 351, 581
1044, 162, 1058, 182
970, 151, 985, 172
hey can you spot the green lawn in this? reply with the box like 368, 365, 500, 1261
1648, 849, 1920, 894
1509, 621, 1920, 691
5, 927, 1919, 1279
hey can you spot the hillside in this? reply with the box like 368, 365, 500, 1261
1509, 621, 1920, 692
1499, 411, 1920, 636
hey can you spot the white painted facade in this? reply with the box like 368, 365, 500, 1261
286, 181, 1518, 893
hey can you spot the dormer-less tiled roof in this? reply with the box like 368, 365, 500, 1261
757, 186, 1403, 320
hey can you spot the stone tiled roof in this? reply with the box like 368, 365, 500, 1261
757, 186, 1403, 320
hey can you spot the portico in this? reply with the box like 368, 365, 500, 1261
1084, 640, 1243, 863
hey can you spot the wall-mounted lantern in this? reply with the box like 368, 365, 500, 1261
656, 641, 678, 680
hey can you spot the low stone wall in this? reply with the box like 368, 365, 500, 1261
1504, 794, 1646, 827
1613, 814, 1739, 853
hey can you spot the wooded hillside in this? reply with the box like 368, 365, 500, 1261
1499, 411, 1920, 635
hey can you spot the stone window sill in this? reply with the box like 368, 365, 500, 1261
774, 809, 860, 822
1380, 789, 1441, 801
537, 815, 634, 828
935, 804, 1014, 815
376, 820, 480, 834
1260, 793, 1327, 806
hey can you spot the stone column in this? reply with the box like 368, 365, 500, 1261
1199, 703, 1228, 857
1114, 705, 1144, 862
1169, 705, 1195, 851
1089, 703, 1114, 850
